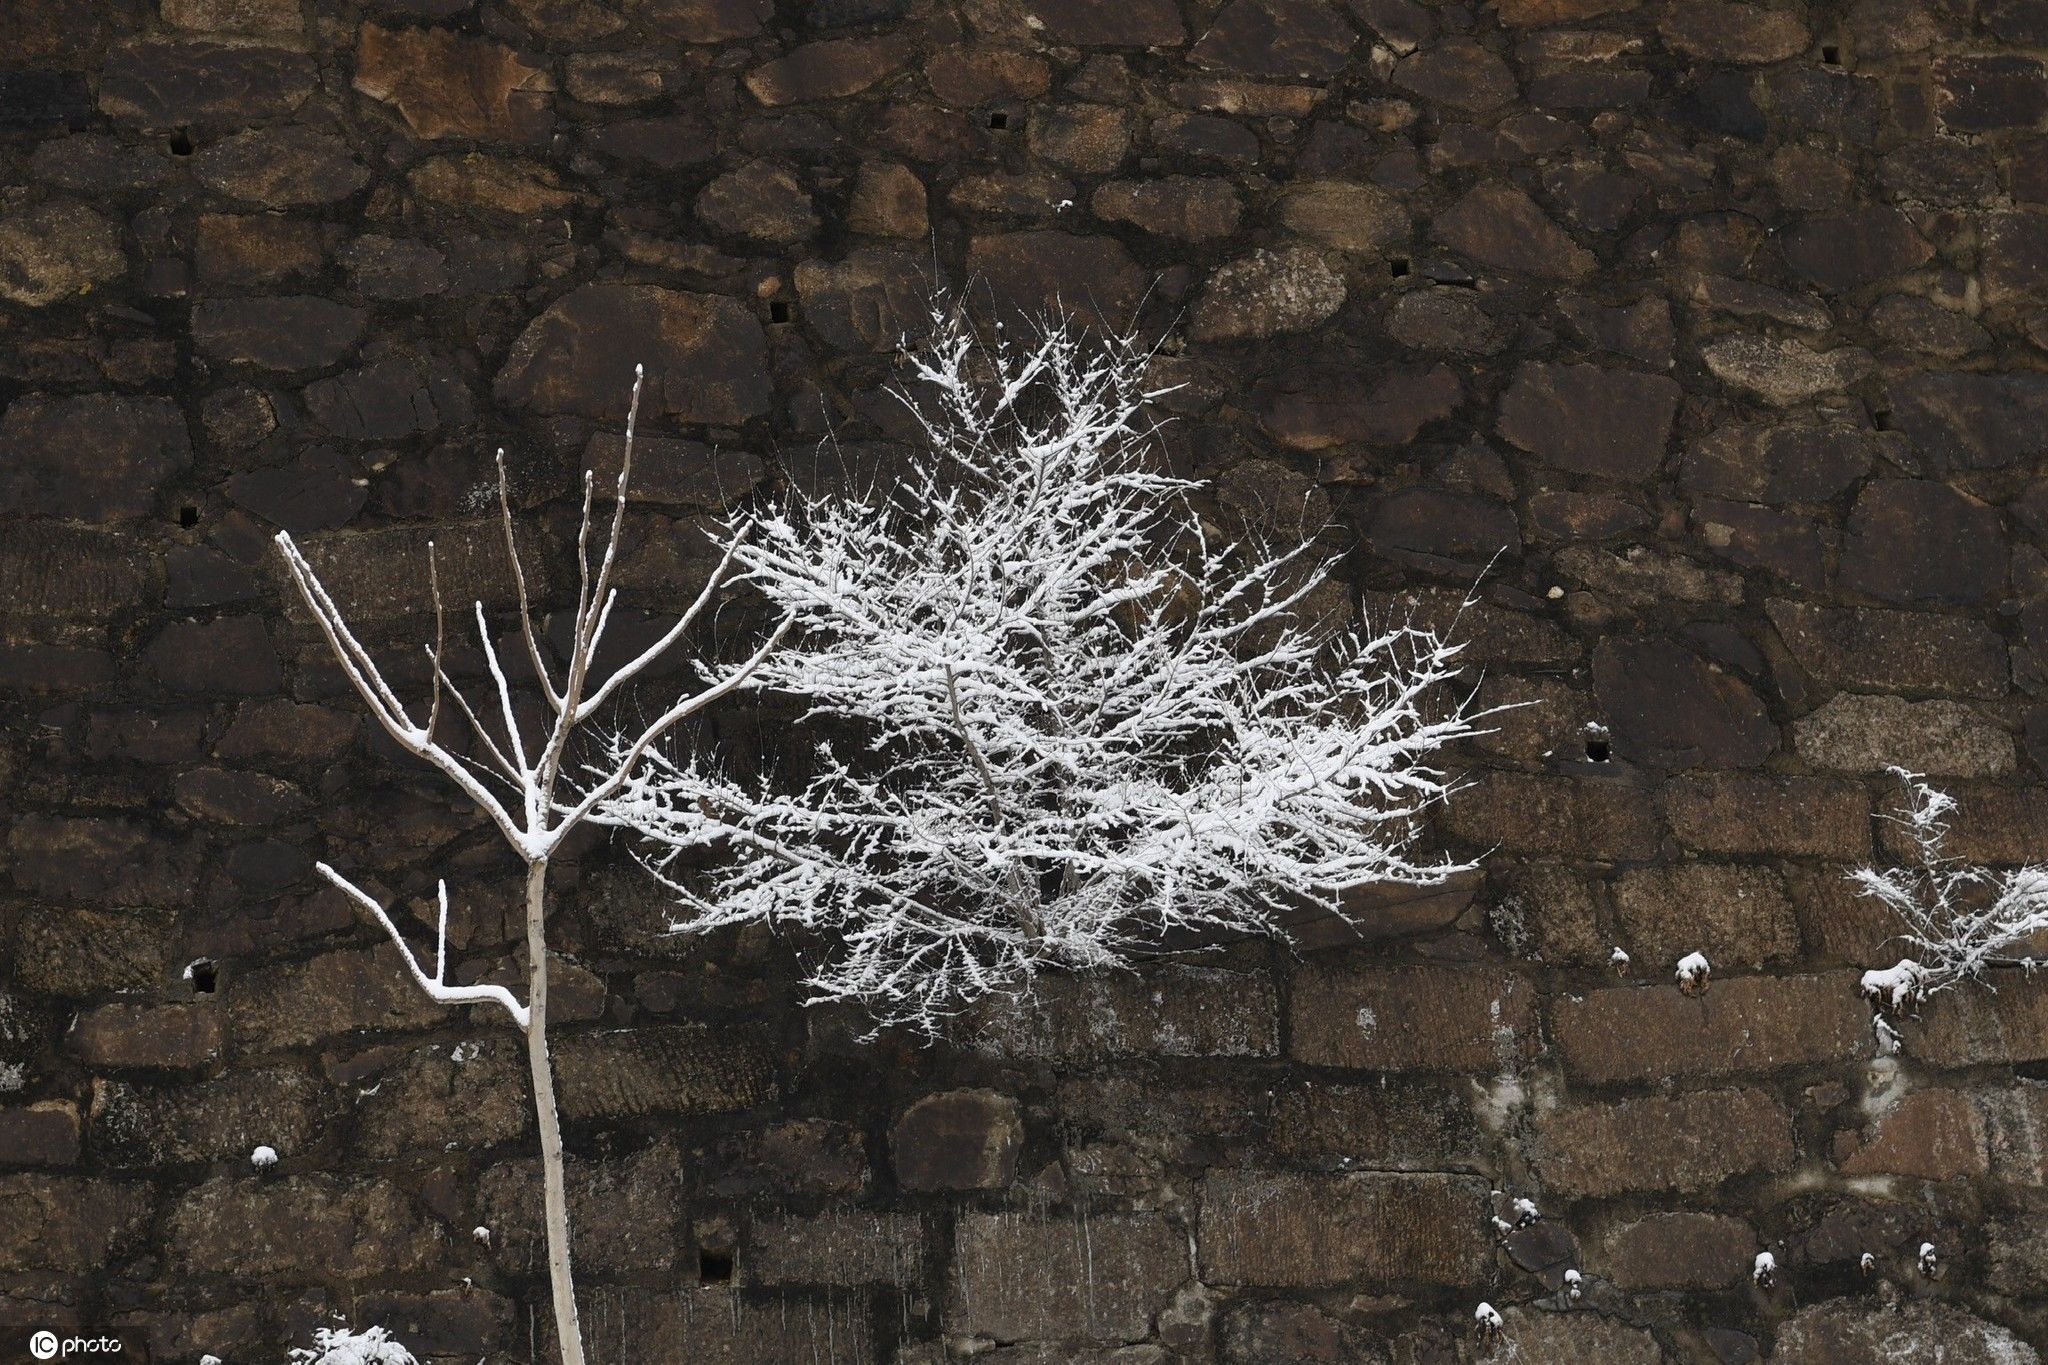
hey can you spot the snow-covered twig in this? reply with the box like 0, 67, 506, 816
288, 1326, 416, 1365
316, 867, 530, 1029
607, 303, 1490, 1035
1851, 768, 2048, 1011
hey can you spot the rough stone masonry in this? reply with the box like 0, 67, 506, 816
1, 0, 2046, 1360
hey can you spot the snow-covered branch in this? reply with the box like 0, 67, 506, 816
315, 864, 531, 1029
606, 304, 1490, 1035
1853, 767, 2048, 1010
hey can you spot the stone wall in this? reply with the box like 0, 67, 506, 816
2, 0, 2047, 1360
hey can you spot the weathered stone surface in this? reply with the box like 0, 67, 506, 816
1903, 971, 2048, 1067
1269, 1080, 1480, 1166
0, 1101, 80, 1168
1553, 974, 1869, 1084
1682, 422, 1876, 504
496, 285, 770, 422
1984, 208, 2048, 305
1393, 42, 1517, 110
1593, 637, 1776, 769
1782, 207, 1934, 292
1794, 693, 2013, 777
228, 946, 446, 1052
167, 1175, 445, 1278
973, 965, 1277, 1060
100, 41, 316, 128
745, 1209, 926, 1286
1775, 1300, 2040, 1364
68, 1004, 222, 1070
1659, 1, 1806, 62
1700, 335, 1873, 404
1838, 480, 2004, 605
1190, 247, 1345, 341
0, 200, 124, 307
91, 1068, 326, 1166
1434, 183, 1593, 279
575, 1286, 870, 1365
744, 35, 912, 104
1092, 176, 1243, 239
354, 23, 552, 140
846, 161, 929, 236
1889, 371, 2048, 472
951, 1212, 1185, 1341
0, 1176, 152, 1272
1191, 0, 1355, 78
480, 1143, 686, 1274
696, 159, 818, 243
1534, 1089, 1794, 1197
1602, 1213, 1755, 1290
1198, 1171, 1488, 1286
1277, 179, 1409, 253
0, 394, 189, 520
890, 1089, 1021, 1191
925, 47, 1050, 106
356, 1038, 530, 1158
1769, 600, 2006, 699
1023, 0, 1187, 45
163, 0, 303, 34
1933, 55, 2048, 133
10, 908, 169, 996
555, 1025, 776, 1119
1475, 1309, 1665, 1363
1839, 1087, 1988, 1179
1442, 772, 1658, 858
1611, 864, 1799, 968
628, 0, 773, 41
1290, 965, 1533, 1071
409, 152, 585, 217
1665, 773, 1871, 858
967, 231, 1147, 332
193, 126, 367, 205
193, 296, 367, 371
145, 616, 282, 694
1260, 364, 1460, 449
8, 813, 193, 906
1497, 363, 1679, 479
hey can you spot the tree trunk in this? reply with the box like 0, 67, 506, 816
524, 858, 585, 1365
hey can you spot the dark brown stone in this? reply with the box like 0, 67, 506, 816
1664, 774, 1871, 858
193, 126, 368, 206
0, 200, 125, 307
889, 1089, 1022, 1190
99, 41, 315, 129
1199, 1171, 1487, 1286
1888, 371, 2048, 473
0, 1176, 152, 1272
1434, 182, 1594, 279
1658, 1, 1807, 61
1838, 479, 2004, 605
91, 1068, 326, 1166
192, 296, 368, 371
950, 1212, 1186, 1341
1022, 0, 1186, 45
495, 285, 771, 423
1259, 365, 1459, 450
1367, 487, 1519, 567
966, 231, 1147, 333
1781, 207, 1934, 292
8, 813, 194, 906
1393, 42, 1517, 110
696, 159, 818, 244
1029, 106, 1132, 174
1681, 421, 1876, 503
1555, 974, 1868, 1084
628, 0, 773, 40
0, 1102, 80, 1168
1441, 772, 1658, 857
195, 213, 324, 285
1534, 1088, 1794, 1197
354, 23, 553, 141
744, 35, 913, 105
1691, 499, 1826, 588
1592, 637, 1775, 769
1776, 1301, 2037, 1364
168, 1175, 445, 1278
972, 965, 1277, 1060
1192, 0, 1356, 78
554, 1025, 776, 1119
1602, 1213, 1755, 1290
1497, 362, 1680, 479
1769, 600, 2007, 698
0, 394, 190, 523
304, 356, 469, 443
1092, 176, 1243, 239
146, 616, 282, 695
744, 1209, 925, 1286
1290, 965, 1534, 1071
68, 1004, 223, 1070
1934, 55, 2048, 133
1190, 247, 1346, 340
1610, 863, 1799, 968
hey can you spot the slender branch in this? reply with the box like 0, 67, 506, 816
496, 449, 564, 715
316, 863, 530, 1030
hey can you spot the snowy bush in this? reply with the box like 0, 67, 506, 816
287, 1326, 416, 1365
1852, 768, 2048, 1010
608, 306, 1487, 1034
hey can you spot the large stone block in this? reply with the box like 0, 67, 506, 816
167, 1175, 446, 1279
228, 945, 447, 1052
1775, 1300, 2040, 1364
354, 1038, 530, 1158
969, 964, 1277, 1061
1792, 693, 2012, 777
354, 23, 553, 141
90, 1068, 328, 1166
0, 393, 190, 520
889, 1089, 1020, 1191
1663, 774, 1870, 859
1599, 1212, 1756, 1290
100, 40, 315, 127
1289, 964, 1534, 1072
1768, 600, 2007, 699
1592, 637, 1776, 769
0, 1176, 152, 1272
1609, 863, 1800, 969
495, 285, 771, 424
1534, 1088, 1793, 1197
1439, 772, 1658, 859
949, 1211, 1186, 1341
480, 1143, 685, 1275
744, 1209, 926, 1286
554, 1024, 777, 1120
1197, 1170, 1488, 1287
1552, 974, 1868, 1084
576, 1286, 873, 1365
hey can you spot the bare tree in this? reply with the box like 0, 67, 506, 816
1854, 767, 2048, 1011
273, 369, 786, 1365
606, 307, 1487, 1036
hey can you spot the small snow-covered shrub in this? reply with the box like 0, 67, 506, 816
287, 1326, 416, 1365
1852, 768, 2048, 1010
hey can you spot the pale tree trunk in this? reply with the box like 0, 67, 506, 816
523, 858, 584, 1365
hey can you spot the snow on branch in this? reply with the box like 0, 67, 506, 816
288, 1326, 417, 1365
317, 865, 531, 1029
1852, 767, 2048, 1011
605, 303, 1491, 1035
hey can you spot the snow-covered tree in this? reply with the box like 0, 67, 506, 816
273, 369, 784, 1365
1853, 767, 2048, 1011
607, 306, 1486, 1035
288, 1326, 416, 1365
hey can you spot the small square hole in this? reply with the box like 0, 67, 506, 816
178, 504, 200, 528
187, 958, 218, 994
168, 130, 194, 156
1585, 737, 1611, 763
986, 111, 1009, 130
698, 1249, 734, 1283
1388, 257, 1410, 278
769, 300, 791, 324
1820, 44, 1841, 64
